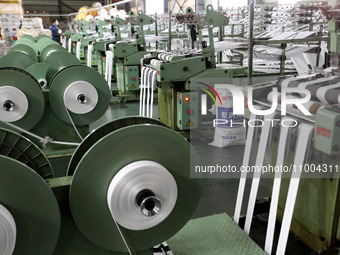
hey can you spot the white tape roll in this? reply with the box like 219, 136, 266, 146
150, 59, 161, 67
0, 204, 16, 255
316, 81, 340, 105
63, 81, 98, 114
107, 160, 178, 231
297, 76, 335, 97
0, 86, 28, 122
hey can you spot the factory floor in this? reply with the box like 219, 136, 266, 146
0, 44, 328, 254
93, 99, 320, 255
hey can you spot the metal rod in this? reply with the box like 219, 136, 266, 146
168, 11, 172, 51
247, 0, 255, 78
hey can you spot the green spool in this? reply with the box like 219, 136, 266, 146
0, 68, 45, 131
0, 128, 54, 178
67, 116, 167, 176
7, 44, 38, 61
35, 34, 50, 41
70, 123, 202, 252
40, 44, 65, 62
0, 52, 36, 69
18, 34, 35, 43
36, 38, 61, 55
49, 65, 110, 126
14, 40, 38, 55
25, 62, 50, 88
0, 155, 60, 255
44, 51, 80, 82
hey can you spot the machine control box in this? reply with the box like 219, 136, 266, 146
125, 65, 139, 91
314, 105, 340, 155
176, 92, 198, 130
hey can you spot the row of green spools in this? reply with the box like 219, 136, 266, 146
0, 35, 202, 254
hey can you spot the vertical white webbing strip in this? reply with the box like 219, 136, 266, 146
276, 124, 313, 255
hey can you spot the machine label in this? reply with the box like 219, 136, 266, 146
187, 120, 193, 126
317, 126, 331, 139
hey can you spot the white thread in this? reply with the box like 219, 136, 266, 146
2, 121, 80, 147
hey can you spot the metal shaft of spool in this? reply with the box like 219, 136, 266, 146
135, 189, 161, 217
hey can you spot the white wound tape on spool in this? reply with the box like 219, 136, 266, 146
68, 39, 72, 53
281, 77, 298, 89
297, 77, 336, 97
0, 204, 16, 255
87, 44, 93, 67
76, 41, 81, 60
234, 112, 258, 225
63, 81, 98, 114
264, 118, 294, 255
316, 81, 340, 105
150, 59, 161, 67
267, 91, 281, 103
0, 86, 28, 122
244, 112, 277, 234
276, 123, 313, 255
280, 94, 321, 114
107, 160, 177, 230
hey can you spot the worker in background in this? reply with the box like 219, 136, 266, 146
50, 19, 63, 44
